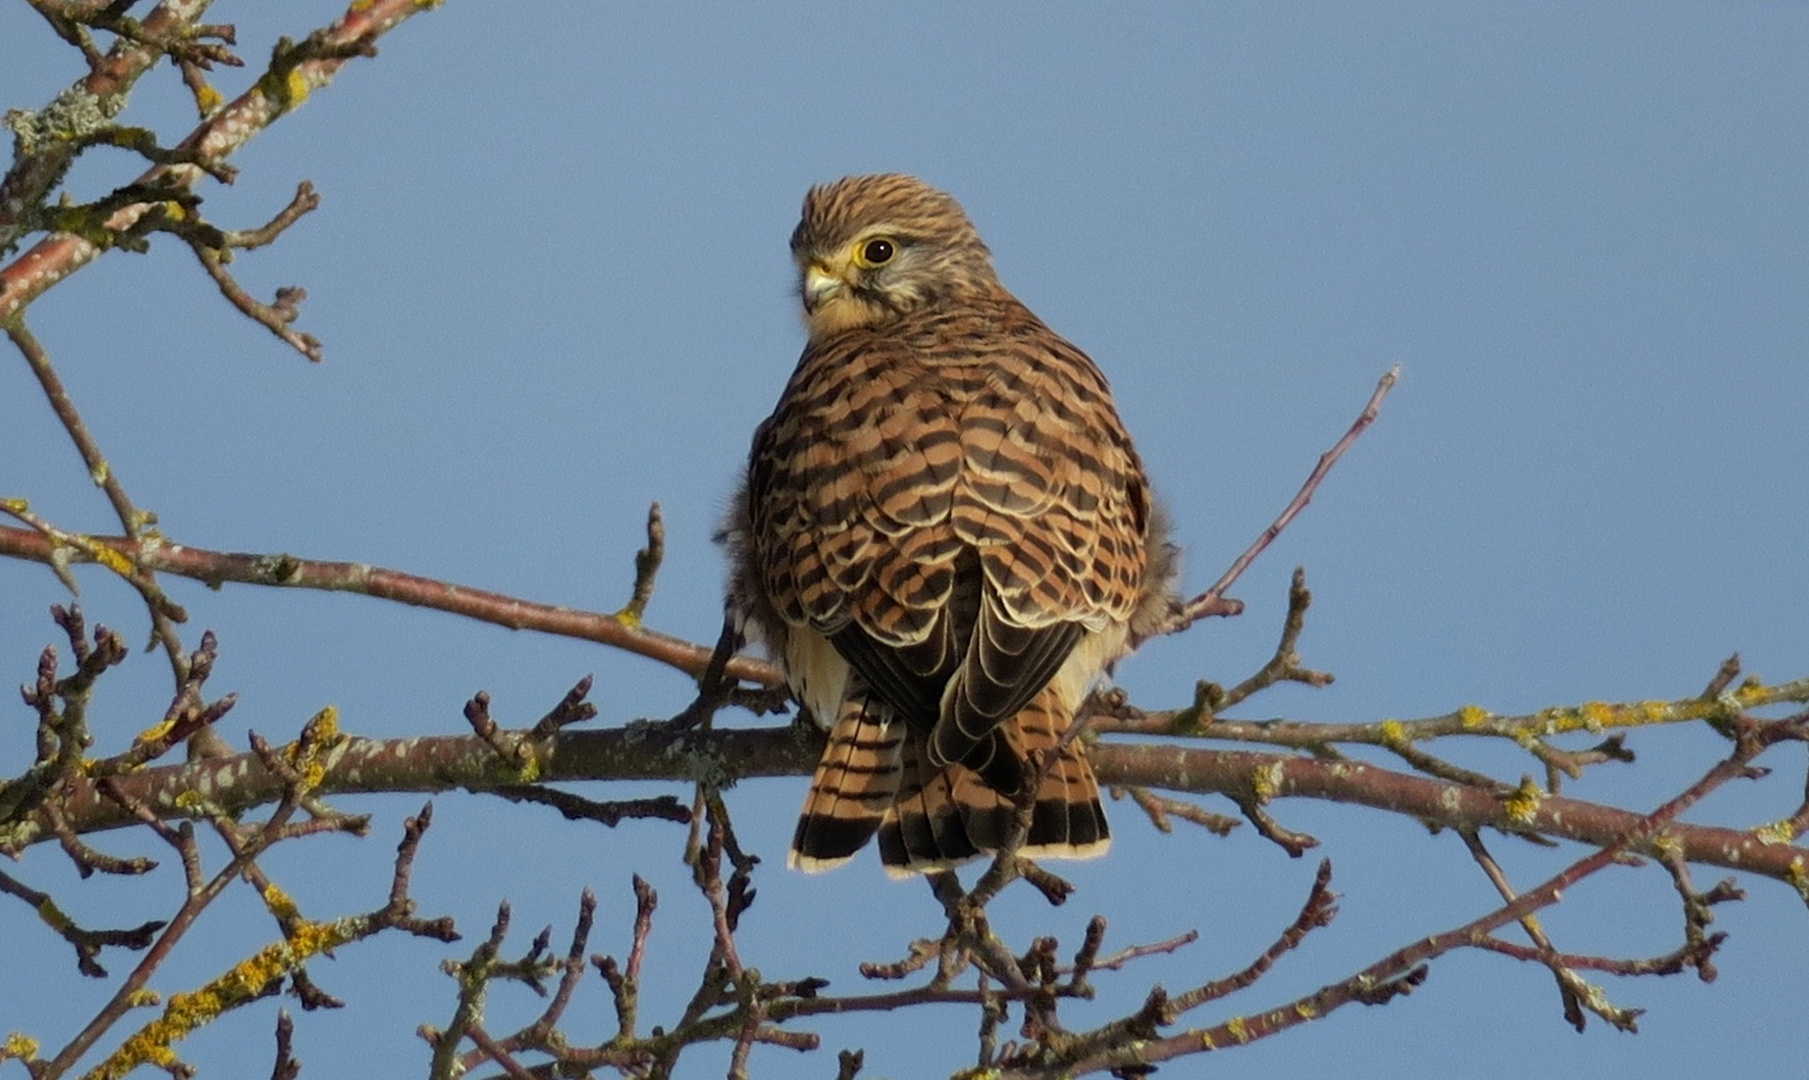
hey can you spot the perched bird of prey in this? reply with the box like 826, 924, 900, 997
725, 174, 1176, 877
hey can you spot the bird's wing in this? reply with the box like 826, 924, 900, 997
749, 306, 1150, 772
749, 333, 966, 729
929, 311, 1151, 772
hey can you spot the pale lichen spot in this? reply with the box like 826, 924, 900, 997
1252, 760, 1285, 802
261, 884, 299, 921
1501, 777, 1544, 826
3, 1032, 39, 1062
1734, 677, 1770, 707
134, 716, 176, 747
1751, 819, 1796, 846
1786, 857, 1809, 903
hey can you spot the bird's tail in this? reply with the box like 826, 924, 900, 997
789, 698, 905, 872
877, 685, 1110, 878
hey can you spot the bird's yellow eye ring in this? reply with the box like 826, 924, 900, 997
854, 237, 896, 268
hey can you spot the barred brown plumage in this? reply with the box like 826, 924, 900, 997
724, 174, 1179, 877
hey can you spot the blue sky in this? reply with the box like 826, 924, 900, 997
3, 3, 1806, 1077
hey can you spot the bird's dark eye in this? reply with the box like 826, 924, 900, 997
859, 238, 895, 266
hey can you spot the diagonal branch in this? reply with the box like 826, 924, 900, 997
0, 0, 439, 323
1152, 365, 1399, 638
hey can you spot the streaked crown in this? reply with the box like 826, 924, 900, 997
789, 174, 999, 338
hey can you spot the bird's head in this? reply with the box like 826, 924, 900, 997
790, 174, 999, 340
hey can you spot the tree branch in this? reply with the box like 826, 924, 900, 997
0, 522, 783, 687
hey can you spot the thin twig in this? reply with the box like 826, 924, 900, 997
1155, 365, 1399, 638
4, 321, 188, 674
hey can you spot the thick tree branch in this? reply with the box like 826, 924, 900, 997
10, 723, 1808, 890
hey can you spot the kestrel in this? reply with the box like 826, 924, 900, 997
725, 174, 1176, 877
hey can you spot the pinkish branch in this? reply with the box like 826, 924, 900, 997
0, 0, 437, 323
0, 522, 783, 687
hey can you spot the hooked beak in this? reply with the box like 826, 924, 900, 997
803, 263, 847, 310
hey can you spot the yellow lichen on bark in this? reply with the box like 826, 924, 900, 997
2, 1032, 39, 1062
1501, 777, 1544, 826
82, 916, 366, 1080
1752, 820, 1797, 846
282, 705, 344, 794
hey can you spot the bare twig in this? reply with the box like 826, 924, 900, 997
616, 502, 666, 626
486, 785, 691, 828
1, 0, 441, 324
0, 865, 163, 978
1154, 365, 1399, 638
1461, 829, 1598, 1032
270, 1010, 300, 1080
